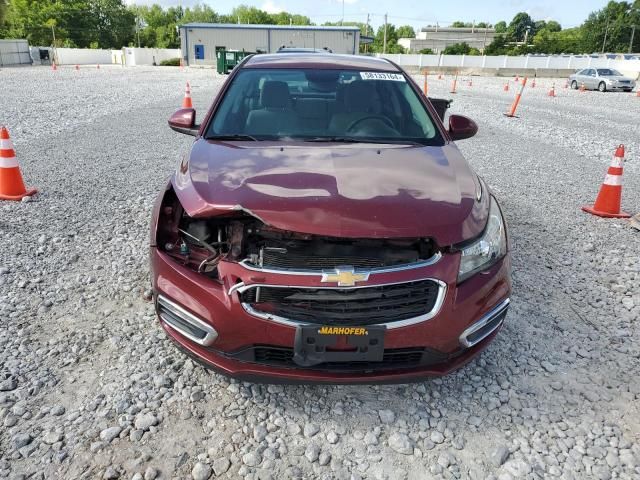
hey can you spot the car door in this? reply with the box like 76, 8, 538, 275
574, 69, 587, 87
585, 69, 597, 89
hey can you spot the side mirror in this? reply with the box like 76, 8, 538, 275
448, 114, 478, 141
168, 108, 199, 136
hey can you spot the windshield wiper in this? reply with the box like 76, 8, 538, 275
207, 134, 259, 141
303, 136, 422, 145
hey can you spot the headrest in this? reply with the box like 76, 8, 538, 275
261, 81, 291, 109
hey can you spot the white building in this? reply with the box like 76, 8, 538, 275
399, 27, 498, 54
180, 23, 361, 66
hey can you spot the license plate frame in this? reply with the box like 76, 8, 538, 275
293, 325, 386, 367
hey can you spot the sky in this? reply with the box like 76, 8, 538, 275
125, 0, 609, 30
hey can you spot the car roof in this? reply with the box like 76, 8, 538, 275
243, 53, 400, 72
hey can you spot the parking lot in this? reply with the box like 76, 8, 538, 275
1, 65, 639, 479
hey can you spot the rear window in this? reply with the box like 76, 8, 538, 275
207, 68, 442, 145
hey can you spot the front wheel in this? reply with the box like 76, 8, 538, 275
571, 80, 578, 90
598, 82, 606, 92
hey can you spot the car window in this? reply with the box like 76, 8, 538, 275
587, 69, 596, 76
207, 68, 443, 145
597, 69, 621, 76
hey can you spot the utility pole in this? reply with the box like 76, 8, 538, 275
602, 19, 609, 53
383, 13, 388, 54
365, 13, 370, 53
630, 25, 636, 53
136, 17, 141, 48
523, 26, 531, 45
51, 25, 56, 47
341, 0, 345, 26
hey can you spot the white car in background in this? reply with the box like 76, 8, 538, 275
568, 68, 636, 92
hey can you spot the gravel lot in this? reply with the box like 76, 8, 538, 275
1, 65, 639, 480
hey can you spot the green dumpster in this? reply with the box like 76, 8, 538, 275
216, 49, 254, 74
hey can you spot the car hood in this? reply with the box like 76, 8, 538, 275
172, 140, 489, 245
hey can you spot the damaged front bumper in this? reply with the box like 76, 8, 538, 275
150, 244, 511, 383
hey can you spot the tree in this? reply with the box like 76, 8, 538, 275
396, 25, 415, 38
442, 42, 480, 55
494, 21, 507, 33
370, 23, 405, 53
508, 12, 535, 42
580, 1, 640, 53
418, 48, 434, 54
484, 35, 509, 55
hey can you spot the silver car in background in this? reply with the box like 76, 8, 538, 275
569, 68, 636, 92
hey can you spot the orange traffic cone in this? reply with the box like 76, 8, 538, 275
467, 79, 473, 87
582, 145, 630, 218
97, 64, 100, 70
564, 80, 569, 89
51, 61, 57, 71
75, 64, 80, 71
182, 82, 193, 108
579, 82, 586, 92
437, 73, 442, 80
0, 127, 37, 201
547, 83, 556, 97
503, 82, 509, 92
531, 79, 536, 88
515, 75, 519, 82
636, 89, 640, 97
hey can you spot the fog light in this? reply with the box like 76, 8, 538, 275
459, 299, 509, 348
157, 295, 218, 346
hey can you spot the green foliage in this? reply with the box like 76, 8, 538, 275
418, 48, 434, 54
396, 25, 415, 38
507, 12, 535, 42
160, 57, 180, 66
494, 21, 507, 33
442, 42, 480, 55
371, 23, 405, 53
580, 0, 640, 53
2, 0, 134, 48
532, 27, 583, 54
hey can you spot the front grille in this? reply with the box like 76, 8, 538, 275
239, 280, 440, 326
230, 345, 445, 371
262, 250, 390, 269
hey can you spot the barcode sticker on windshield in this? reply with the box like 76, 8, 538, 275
360, 72, 405, 82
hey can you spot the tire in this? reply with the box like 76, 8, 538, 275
571, 80, 578, 90
598, 81, 606, 92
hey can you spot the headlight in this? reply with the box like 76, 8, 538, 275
458, 196, 507, 282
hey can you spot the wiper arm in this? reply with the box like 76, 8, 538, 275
304, 136, 422, 145
207, 134, 258, 141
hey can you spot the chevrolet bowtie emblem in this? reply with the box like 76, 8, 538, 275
321, 267, 370, 287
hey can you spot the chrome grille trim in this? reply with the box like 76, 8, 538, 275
234, 278, 447, 329
237, 251, 442, 276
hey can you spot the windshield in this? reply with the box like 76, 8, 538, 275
207, 68, 442, 145
597, 69, 622, 76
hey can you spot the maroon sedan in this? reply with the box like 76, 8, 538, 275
150, 53, 511, 383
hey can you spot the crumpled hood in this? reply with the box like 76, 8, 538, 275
173, 140, 489, 245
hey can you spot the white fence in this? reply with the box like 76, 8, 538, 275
53, 48, 112, 65
123, 48, 181, 66
377, 53, 640, 76
0, 39, 32, 66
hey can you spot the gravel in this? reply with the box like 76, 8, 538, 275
0, 66, 639, 479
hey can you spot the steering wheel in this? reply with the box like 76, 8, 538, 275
346, 115, 395, 133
